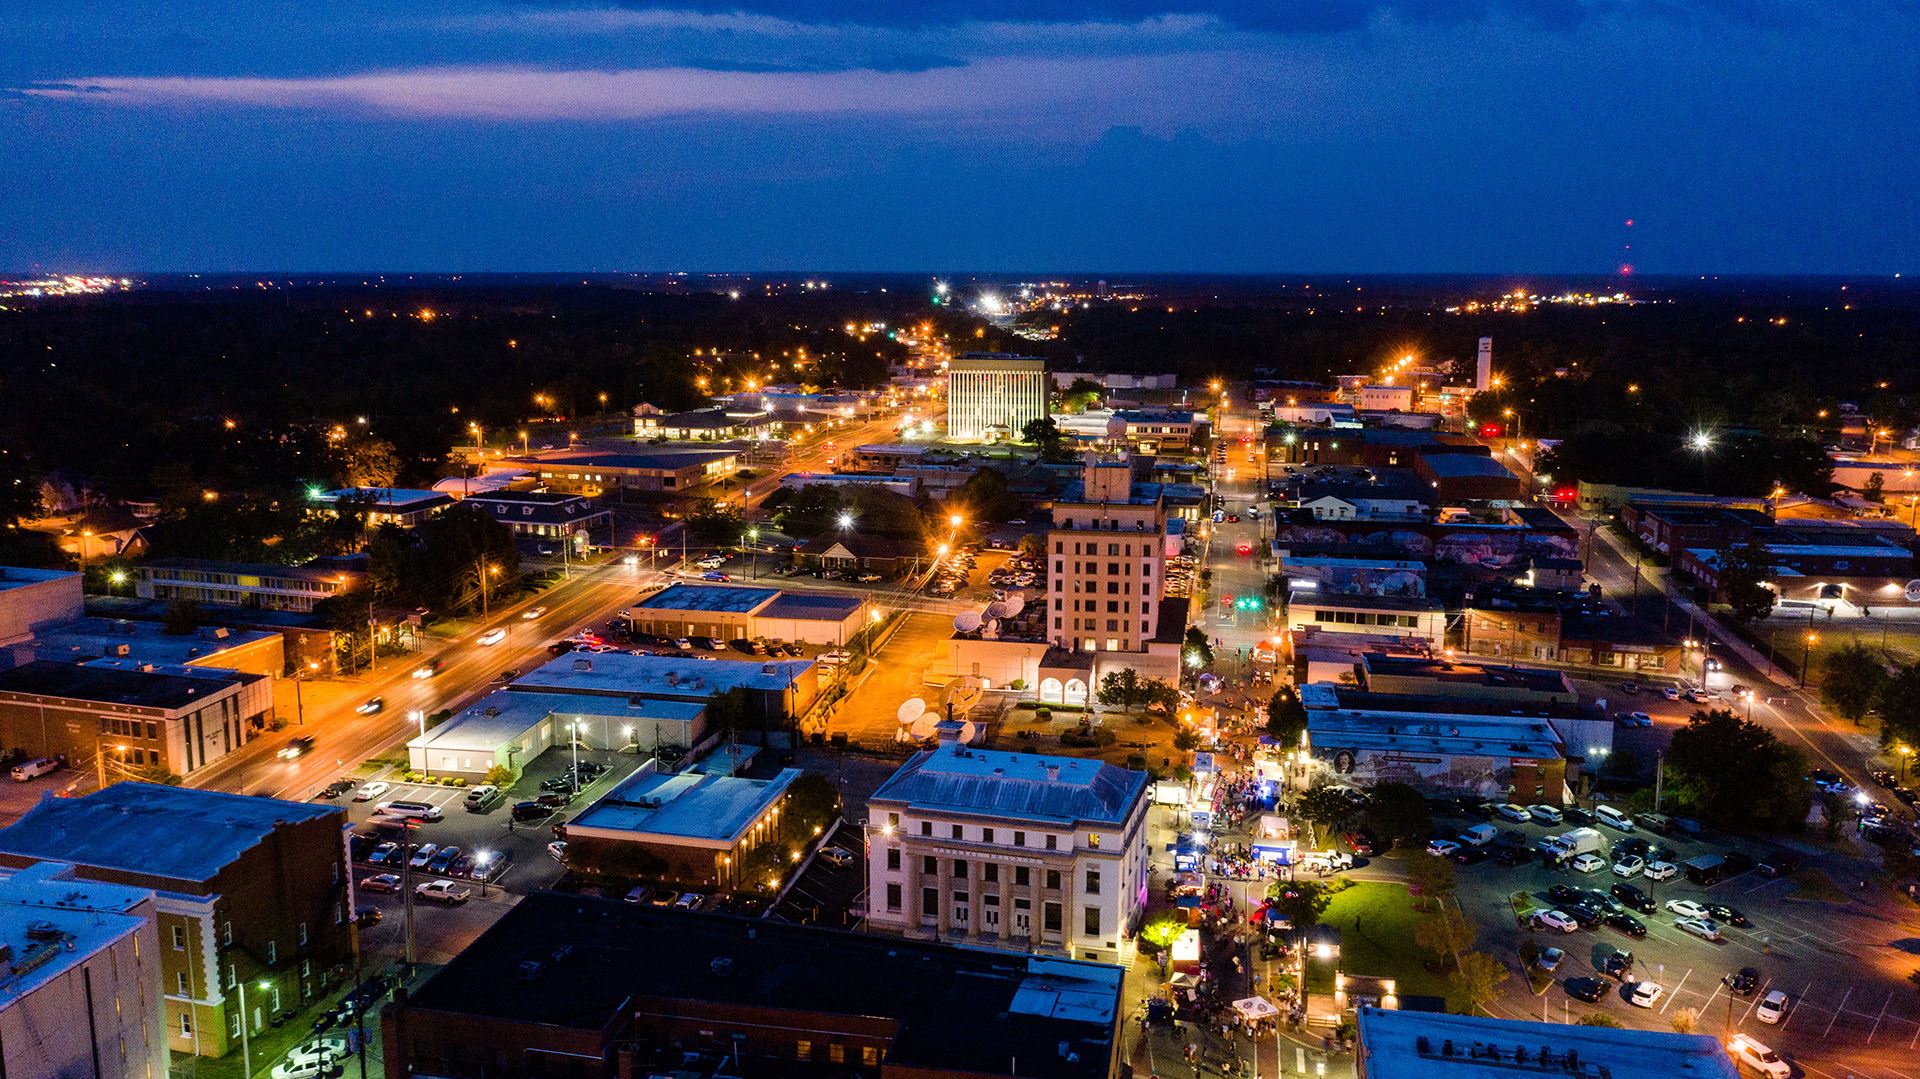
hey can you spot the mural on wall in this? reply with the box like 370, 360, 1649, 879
1280, 560, 1427, 597
1276, 522, 1578, 572
1316, 747, 1514, 798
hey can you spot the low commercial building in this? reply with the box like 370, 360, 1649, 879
509, 652, 819, 727
865, 739, 1151, 964
1301, 682, 1570, 802
0, 659, 272, 777
406, 688, 707, 781
796, 532, 924, 577
518, 449, 739, 495
381, 896, 1122, 1079
1354, 1006, 1738, 1079
312, 487, 454, 528
0, 566, 84, 648
458, 489, 611, 542
628, 583, 868, 645
1413, 451, 1522, 502
133, 557, 363, 615
1678, 539, 1917, 597
0, 783, 353, 1061
1277, 554, 1428, 598
1357, 652, 1577, 704
20, 616, 285, 678
0, 862, 167, 1079
563, 760, 802, 889
779, 472, 920, 499
1283, 592, 1445, 645
1620, 503, 1771, 555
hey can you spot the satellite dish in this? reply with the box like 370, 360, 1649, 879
981, 618, 1000, 639
1904, 579, 1920, 603
958, 720, 978, 744
896, 698, 927, 724
1000, 594, 1026, 617
1105, 415, 1129, 440
982, 601, 1009, 620
909, 713, 940, 739
953, 611, 983, 634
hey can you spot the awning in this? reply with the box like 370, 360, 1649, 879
1232, 997, 1280, 1022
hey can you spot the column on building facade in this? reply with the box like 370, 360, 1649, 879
905, 848, 924, 929
967, 867, 984, 938
1061, 864, 1076, 958
935, 857, 952, 937
1027, 864, 1043, 947
997, 861, 1014, 941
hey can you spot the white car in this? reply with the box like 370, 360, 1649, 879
546, 841, 569, 863
1611, 855, 1645, 878
1726, 1034, 1790, 1079
1426, 839, 1462, 858
1756, 989, 1790, 1024
1494, 804, 1532, 823
1534, 946, 1565, 973
414, 880, 471, 905
1642, 860, 1679, 881
478, 628, 507, 646
1571, 853, 1606, 873
1528, 804, 1565, 825
271, 1060, 333, 1079
1659, 685, 1682, 700
1300, 850, 1354, 872
1532, 910, 1579, 933
817, 846, 857, 868
1628, 980, 1665, 1008
1675, 917, 1723, 942
352, 781, 390, 802
408, 843, 439, 869
1665, 899, 1710, 920
522, 605, 547, 620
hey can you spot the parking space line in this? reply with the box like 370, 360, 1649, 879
1822, 983, 1852, 1038
1739, 977, 1769, 1025
1662, 969, 1690, 1013
1868, 991, 1893, 1043
1775, 980, 1814, 1034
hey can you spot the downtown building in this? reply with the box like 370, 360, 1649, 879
863, 736, 1151, 964
947, 353, 1047, 441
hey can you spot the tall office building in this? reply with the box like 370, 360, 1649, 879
1475, 337, 1493, 391
1047, 457, 1169, 653
947, 353, 1047, 441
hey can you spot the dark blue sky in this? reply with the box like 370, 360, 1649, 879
3, 1, 1915, 273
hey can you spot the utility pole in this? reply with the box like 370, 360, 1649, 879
1653, 751, 1665, 812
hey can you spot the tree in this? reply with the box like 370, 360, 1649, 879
1716, 543, 1778, 623
1876, 663, 1920, 749
1450, 952, 1509, 1015
1666, 709, 1813, 830
484, 763, 515, 787
785, 772, 842, 835
1058, 377, 1103, 413
1363, 782, 1432, 849
686, 500, 748, 547
1405, 853, 1456, 902
1576, 1013, 1624, 1027
1139, 917, 1186, 974
951, 467, 1020, 523
1864, 471, 1886, 503
1267, 685, 1308, 745
1669, 1007, 1699, 1034
1822, 643, 1887, 724
1021, 416, 1068, 460
1173, 728, 1200, 752
338, 435, 402, 488
1413, 907, 1477, 970
1183, 627, 1215, 670
1294, 787, 1355, 833
1138, 677, 1180, 713
771, 483, 846, 537
1265, 880, 1331, 935
1097, 668, 1142, 709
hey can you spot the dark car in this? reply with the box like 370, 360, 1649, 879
1753, 854, 1794, 878
1565, 976, 1609, 1003
1603, 912, 1647, 938
511, 801, 556, 823
1722, 851, 1756, 876
1706, 904, 1750, 928
1548, 884, 1583, 905
1894, 787, 1919, 806
1468, 802, 1500, 821
1341, 831, 1379, 856
1610, 883, 1656, 913
317, 778, 358, 799
1724, 967, 1761, 996
540, 775, 579, 793
355, 905, 383, 927
1582, 890, 1624, 915
1564, 902, 1604, 928
535, 791, 574, 808
1599, 951, 1634, 980
1562, 807, 1595, 826
1450, 845, 1489, 865
1492, 844, 1533, 865
1612, 837, 1652, 860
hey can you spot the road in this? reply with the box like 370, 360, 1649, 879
194, 408, 936, 802
1192, 397, 1276, 672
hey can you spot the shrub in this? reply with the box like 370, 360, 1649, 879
1035, 707, 1052, 723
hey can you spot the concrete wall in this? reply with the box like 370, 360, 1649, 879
0, 569, 84, 648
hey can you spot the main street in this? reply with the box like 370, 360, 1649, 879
192, 407, 935, 802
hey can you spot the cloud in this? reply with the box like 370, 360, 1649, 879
23, 54, 1249, 125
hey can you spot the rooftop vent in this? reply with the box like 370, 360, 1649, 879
710, 957, 734, 977
573, 658, 593, 672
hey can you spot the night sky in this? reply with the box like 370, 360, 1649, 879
4, 1, 1915, 273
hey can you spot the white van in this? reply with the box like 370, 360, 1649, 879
9, 757, 61, 782
1458, 823, 1498, 846
375, 801, 444, 823
1595, 804, 1635, 832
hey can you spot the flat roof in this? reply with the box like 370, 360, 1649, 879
757, 591, 864, 620
400, 895, 1120, 1078
0, 566, 80, 592
1288, 592, 1443, 612
1360, 653, 1571, 694
30, 617, 279, 667
568, 765, 800, 845
634, 583, 779, 614
532, 450, 736, 471
140, 557, 356, 583
0, 659, 255, 710
0, 782, 341, 883
319, 487, 451, 508
1306, 710, 1564, 760
870, 743, 1148, 827
461, 490, 586, 505
1355, 1007, 1738, 1079
0, 863, 152, 1008
508, 652, 813, 699
1419, 454, 1518, 479
409, 689, 705, 753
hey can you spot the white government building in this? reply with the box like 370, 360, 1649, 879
946, 353, 1047, 441
863, 735, 1150, 964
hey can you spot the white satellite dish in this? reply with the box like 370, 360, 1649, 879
1000, 594, 1026, 617
981, 618, 1001, 639
953, 611, 983, 633
958, 719, 978, 744
982, 601, 1009, 620
1904, 579, 1920, 603
909, 713, 941, 739
896, 697, 927, 725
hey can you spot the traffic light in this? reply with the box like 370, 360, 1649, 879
1234, 596, 1264, 612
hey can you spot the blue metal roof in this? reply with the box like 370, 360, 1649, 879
870, 744, 1147, 827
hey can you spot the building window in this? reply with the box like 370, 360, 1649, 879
1046, 870, 1061, 890
1044, 902, 1063, 932
923, 856, 937, 874
176, 972, 189, 995
982, 864, 998, 882
1089, 832, 1102, 848
922, 888, 939, 916
886, 847, 901, 871
951, 824, 963, 839
1085, 908, 1101, 936
829, 1044, 846, 1064
265, 941, 276, 965
1086, 868, 1101, 894
170, 925, 185, 950
1013, 831, 1025, 847
297, 923, 308, 947
1014, 866, 1030, 886
796, 1040, 813, 1059
952, 859, 967, 877
1045, 834, 1057, 851
920, 821, 932, 836
863, 1046, 880, 1066
179, 1014, 192, 1038
983, 827, 994, 843
229, 1014, 241, 1040
886, 883, 902, 911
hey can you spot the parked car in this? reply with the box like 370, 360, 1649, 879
408, 843, 439, 869
1675, 917, 1724, 942
1494, 803, 1532, 823
1563, 976, 1608, 1003
1599, 951, 1635, 980
546, 840, 568, 863
1756, 989, 1790, 1024
428, 846, 461, 874
1533, 946, 1564, 973
318, 779, 358, 799
1628, 981, 1665, 1008
367, 842, 399, 866
1724, 967, 1762, 996
464, 785, 503, 812
1611, 855, 1645, 878
1532, 910, 1579, 933
1642, 860, 1679, 882
1610, 883, 1656, 913
1659, 685, 1682, 700
1426, 839, 1462, 858
1571, 853, 1606, 873
1726, 1034, 1790, 1079
353, 781, 390, 802
512, 801, 557, 823
358, 873, 401, 893
1706, 904, 1750, 928
414, 880, 472, 905
817, 846, 856, 868
1528, 804, 1565, 825
1603, 912, 1647, 938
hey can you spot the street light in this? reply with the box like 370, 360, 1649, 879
1897, 743, 1915, 782
236, 979, 272, 1079
836, 511, 855, 531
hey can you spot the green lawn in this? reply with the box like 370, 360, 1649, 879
1316, 881, 1452, 1000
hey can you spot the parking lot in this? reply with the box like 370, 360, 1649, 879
767, 817, 866, 928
